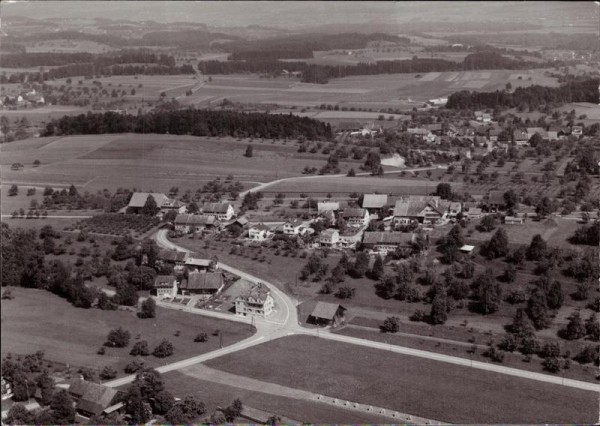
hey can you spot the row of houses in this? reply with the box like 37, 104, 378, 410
126, 192, 236, 221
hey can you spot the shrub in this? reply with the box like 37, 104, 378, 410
334, 286, 355, 299
409, 309, 426, 322
542, 356, 561, 373
130, 340, 150, 356
105, 327, 130, 348
381, 316, 400, 333
483, 345, 505, 363
194, 333, 208, 343
124, 360, 144, 374
153, 340, 174, 358
99, 366, 117, 380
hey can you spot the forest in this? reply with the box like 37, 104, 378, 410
199, 52, 561, 83
42, 109, 333, 140
446, 77, 599, 110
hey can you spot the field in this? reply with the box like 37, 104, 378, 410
0, 106, 90, 126
0, 134, 337, 194
23, 39, 117, 53
179, 70, 559, 109
205, 335, 598, 424
161, 371, 391, 424
0, 287, 255, 377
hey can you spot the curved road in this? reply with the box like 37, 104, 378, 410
105, 229, 600, 394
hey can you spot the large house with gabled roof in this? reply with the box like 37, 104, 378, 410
126, 192, 186, 215
201, 203, 235, 221
234, 280, 274, 317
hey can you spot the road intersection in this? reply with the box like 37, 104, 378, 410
104, 229, 600, 395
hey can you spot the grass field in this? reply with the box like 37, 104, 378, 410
161, 371, 391, 424
179, 70, 559, 109
205, 335, 597, 424
0, 134, 336, 193
1, 287, 255, 377
0, 106, 90, 126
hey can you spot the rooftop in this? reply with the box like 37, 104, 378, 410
362, 194, 388, 209
310, 301, 346, 320
127, 192, 170, 209
181, 271, 224, 291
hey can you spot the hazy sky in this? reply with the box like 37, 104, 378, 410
1, 1, 594, 29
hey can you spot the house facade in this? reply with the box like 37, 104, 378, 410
126, 192, 185, 215
341, 208, 370, 227
248, 223, 273, 241
393, 198, 447, 226
319, 229, 340, 248
202, 203, 235, 221
153, 275, 178, 298
180, 271, 224, 297
174, 214, 219, 233
283, 219, 307, 235
235, 281, 274, 317
362, 194, 388, 216
362, 232, 415, 254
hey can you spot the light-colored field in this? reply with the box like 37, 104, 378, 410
0, 106, 90, 126
0, 134, 340, 193
180, 70, 559, 109
23, 40, 117, 54
1, 287, 255, 376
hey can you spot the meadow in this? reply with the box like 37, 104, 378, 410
0, 287, 255, 377
180, 69, 559, 110
205, 335, 598, 424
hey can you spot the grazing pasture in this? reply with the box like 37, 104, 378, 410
0, 287, 255, 377
205, 335, 598, 424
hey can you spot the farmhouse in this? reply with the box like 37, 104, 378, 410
248, 223, 273, 241
319, 229, 340, 248
513, 129, 529, 145
225, 216, 249, 236
465, 207, 484, 220
68, 379, 123, 418
126, 192, 183, 215
309, 302, 346, 326
341, 207, 370, 227
180, 271, 224, 297
235, 280, 274, 318
153, 275, 178, 299
156, 249, 188, 271
393, 198, 447, 225
407, 128, 435, 143
202, 203, 235, 221
184, 257, 214, 272
362, 232, 416, 254
283, 219, 308, 235
447, 202, 462, 219
361, 194, 388, 216
174, 214, 219, 233
571, 126, 583, 136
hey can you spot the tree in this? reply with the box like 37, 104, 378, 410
474, 269, 502, 314
97, 292, 117, 310
8, 184, 18, 196
125, 384, 152, 425
351, 252, 370, 278
50, 390, 76, 424
152, 340, 174, 358
435, 183, 452, 200
561, 311, 586, 340
124, 361, 144, 374
347, 168, 356, 177
153, 390, 175, 415
381, 316, 400, 333
244, 145, 253, 157
503, 264, 517, 283
130, 340, 150, 356
546, 280, 564, 310
114, 283, 138, 306
526, 289, 551, 330
542, 356, 561, 373
369, 256, 384, 280
141, 195, 159, 216
165, 396, 206, 424
503, 189, 518, 212
100, 366, 117, 380
526, 234, 547, 261
484, 228, 509, 259
36, 370, 55, 405
138, 297, 156, 319
508, 308, 535, 337
105, 327, 131, 348
430, 287, 448, 325
586, 313, 599, 341
477, 215, 496, 232
224, 398, 243, 422
535, 196, 555, 218
5, 404, 35, 425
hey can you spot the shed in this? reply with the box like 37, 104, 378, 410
309, 302, 346, 326
459, 245, 475, 255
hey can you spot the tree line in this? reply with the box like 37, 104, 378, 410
42, 109, 333, 140
446, 77, 599, 110
199, 52, 561, 84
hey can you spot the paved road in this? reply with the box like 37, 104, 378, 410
132, 230, 600, 395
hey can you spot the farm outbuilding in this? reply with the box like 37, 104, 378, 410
309, 302, 346, 326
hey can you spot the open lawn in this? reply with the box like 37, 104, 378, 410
1, 287, 255, 377
161, 371, 391, 424
205, 335, 598, 424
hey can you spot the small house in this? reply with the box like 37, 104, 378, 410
571, 126, 583, 136
153, 275, 178, 298
317, 201, 340, 213
156, 250, 188, 271
513, 129, 529, 146
465, 207, 483, 220
68, 379, 124, 419
504, 215, 525, 225
487, 190, 506, 211
338, 227, 364, 249
309, 302, 346, 326
234, 280, 274, 317
248, 223, 273, 241
459, 245, 475, 255
184, 257, 214, 272
180, 271, 224, 297
283, 219, 307, 235
361, 194, 388, 216
319, 229, 340, 248
174, 214, 219, 234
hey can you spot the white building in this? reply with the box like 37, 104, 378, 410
283, 219, 307, 235
235, 280, 274, 318
319, 229, 340, 248
202, 203, 235, 221
248, 223, 273, 241
153, 275, 178, 299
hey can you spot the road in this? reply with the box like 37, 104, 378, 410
141, 230, 600, 393
238, 165, 446, 198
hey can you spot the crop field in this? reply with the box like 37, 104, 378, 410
0, 106, 90, 126
264, 174, 457, 196
205, 335, 597, 424
0, 287, 255, 377
179, 70, 558, 109
23, 39, 117, 53
70, 213, 160, 237
0, 134, 344, 192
